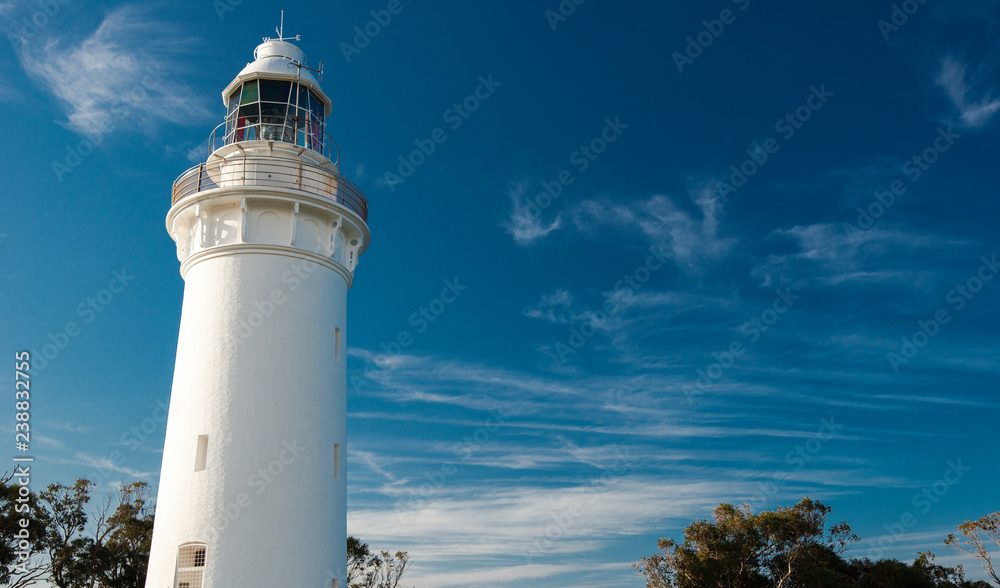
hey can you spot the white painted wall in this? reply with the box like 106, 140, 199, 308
146, 248, 348, 588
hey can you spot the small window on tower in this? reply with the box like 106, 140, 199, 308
176, 543, 207, 588
334, 444, 340, 479
335, 327, 341, 361
194, 435, 209, 472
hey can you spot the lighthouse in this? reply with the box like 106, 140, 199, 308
146, 24, 368, 588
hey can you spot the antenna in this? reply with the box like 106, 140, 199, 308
263, 10, 301, 43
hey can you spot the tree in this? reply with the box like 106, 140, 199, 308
635, 498, 991, 588
39, 479, 94, 588
635, 498, 857, 588
912, 551, 991, 588
91, 482, 154, 588
347, 537, 410, 588
945, 512, 1000, 586
0, 472, 51, 588
347, 536, 372, 587
38, 479, 154, 588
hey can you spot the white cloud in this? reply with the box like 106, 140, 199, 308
502, 183, 563, 246
936, 55, 1000, 128
350, 476, 748, 562
523, 289, 574, 324
750, 223, 936, 288
17, 4, 212, 138
573, 185, 735, 270
352, 449, 398, 482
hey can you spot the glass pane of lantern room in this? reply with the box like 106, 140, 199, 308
260, 102, 287, 119
259, 80, 291, 103
298, 84, 309, 111
240, 80, 258, 104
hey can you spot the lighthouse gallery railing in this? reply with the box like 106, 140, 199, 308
171, 155, 368, 222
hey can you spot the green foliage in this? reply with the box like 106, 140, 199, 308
635, 498, 992, 588
37, 479, 154, 588
635, 498, 857, 588
0, 472, 51, 588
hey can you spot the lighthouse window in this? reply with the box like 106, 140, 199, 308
176, 543, 207, 588
259, 80, 292, 103
194, 434, 209, 472
239, 80, 258, 104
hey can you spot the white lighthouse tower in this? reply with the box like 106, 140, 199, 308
146, 23, 368, 588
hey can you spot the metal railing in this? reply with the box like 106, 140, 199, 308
206, 119, 341, 167
171, 154, 367, 221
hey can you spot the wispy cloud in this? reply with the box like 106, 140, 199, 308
502, 183, 563, 246
17, 4, 212, 138
523, 289, 574, 324
750, 223, 938, 289
573, 184, 735, 270
936, 55, 1000, 128
47, 421, 90, 434
43, 451, 159, 488
352, 449, 398, 482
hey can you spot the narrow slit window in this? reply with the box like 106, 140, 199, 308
335, 327, 341, 361
195, 435, 209, 472
334, 444, 340, 479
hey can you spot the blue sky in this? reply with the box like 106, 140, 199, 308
2, 0, 999, 586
